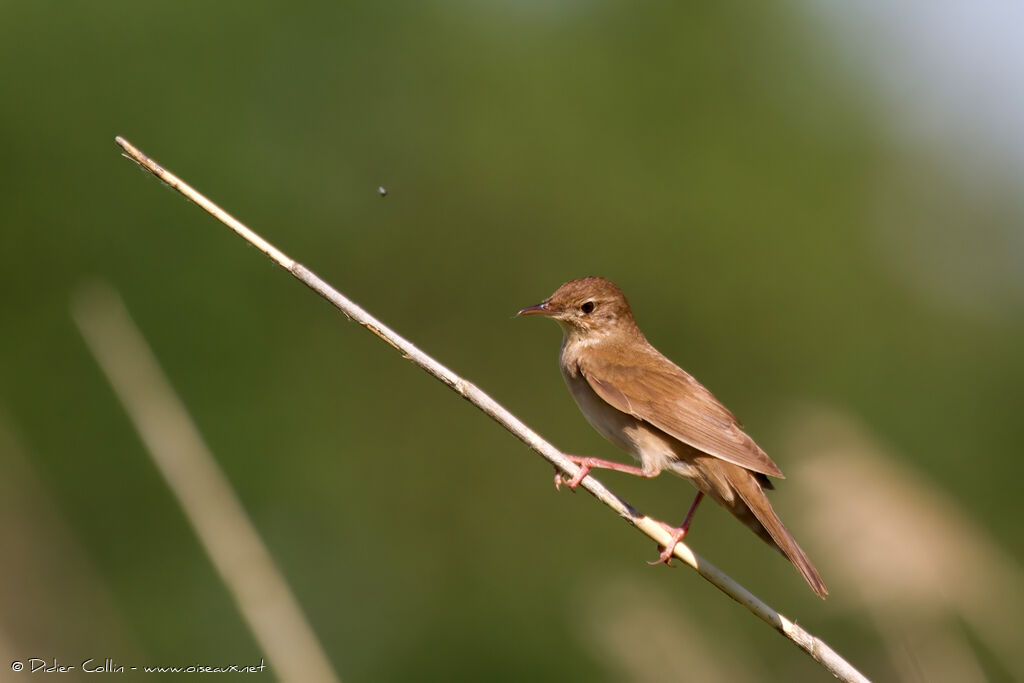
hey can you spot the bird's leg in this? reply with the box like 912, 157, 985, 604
554, 455, 656, 490
650, 491, 705, 566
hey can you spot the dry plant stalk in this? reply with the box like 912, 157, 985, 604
113, 136, 870, 683
73, 284, 340, 683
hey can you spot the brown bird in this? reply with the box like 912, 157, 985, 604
519, 276, 827, 598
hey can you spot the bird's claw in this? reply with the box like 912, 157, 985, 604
553, 461, 590, 491
649, 521, 687, 566
648, 545, 677, 567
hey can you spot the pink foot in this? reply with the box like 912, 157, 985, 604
649, 523, 689, 567
553, 455, 651, 491
648, 491, 705, 567
554, 461, 591, 490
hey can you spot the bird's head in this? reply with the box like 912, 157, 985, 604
518, 276, 637, 339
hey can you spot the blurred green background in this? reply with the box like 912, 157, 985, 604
3, 2, 1023, 681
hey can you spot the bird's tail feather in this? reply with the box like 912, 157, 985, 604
730, 467, 829, 599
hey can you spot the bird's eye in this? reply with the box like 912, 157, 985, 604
580, 301, 595, 314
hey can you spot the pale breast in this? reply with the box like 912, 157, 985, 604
560, 354, 684, 477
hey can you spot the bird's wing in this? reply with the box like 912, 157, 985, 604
578, 351, 785, 478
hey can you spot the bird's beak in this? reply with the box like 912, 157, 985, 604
517, 300, 552, 317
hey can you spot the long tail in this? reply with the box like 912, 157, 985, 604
727, 463, 828, 599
